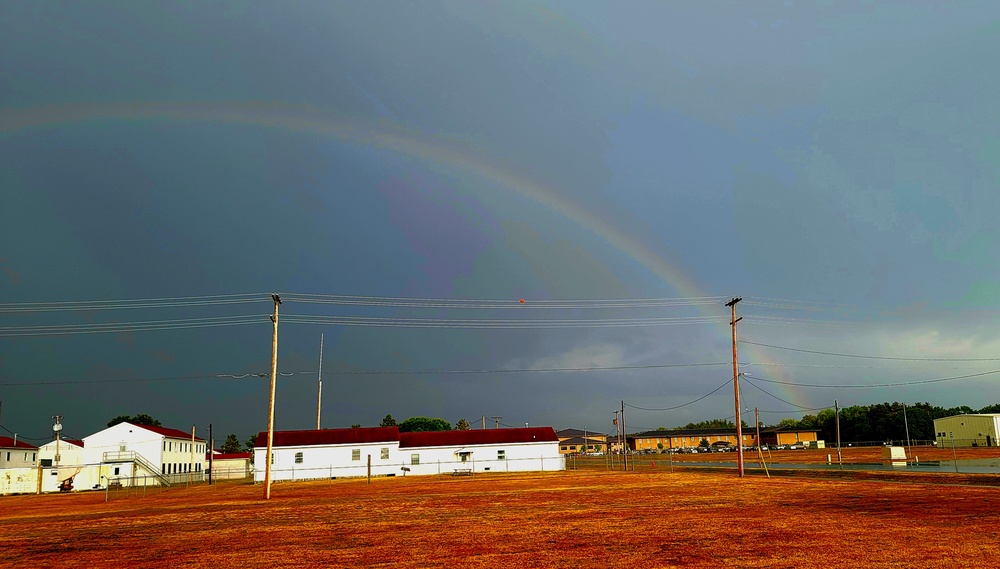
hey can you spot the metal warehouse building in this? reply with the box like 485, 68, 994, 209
933, 414, 1000, 448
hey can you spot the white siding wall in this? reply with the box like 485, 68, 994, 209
401, 442, 564, 476
254, 441, 399, 482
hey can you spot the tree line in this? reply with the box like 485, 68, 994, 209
773, 402, 1000, 443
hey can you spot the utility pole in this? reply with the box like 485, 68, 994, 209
189, 425, 195, 487
208, 423, 213, 486
482, 416, 486, 430
264, 293, 281, 500
612, 411, 619, 467
52, 415, 62, 468
621, 400, 628, 471
725, 297, 745, 478
835, 400, 843, 469
754, 407, 761, 465
903, 402, 913, 460
491, 416, 502, 430
316, 333, 324, 430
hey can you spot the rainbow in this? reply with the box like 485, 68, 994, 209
0, 101, 809, 410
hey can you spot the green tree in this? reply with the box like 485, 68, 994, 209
657, 442, 664, 453
455, 418, 471, 430
221, 434, 242, 454
683, 419, 736, 430
245, 434, 258, 452
107, 413, 162, 428
698, 438, 710, 448
351, 423, 362, 429
399, 417, 452, 432
380, 414, 398, 427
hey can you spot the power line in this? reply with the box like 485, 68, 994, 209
280, 314, 728, 329
747, 368, 1000, 389
0, 314, 267, 337
0, 361, 729, 387
322, 362, 729, 375
741, 340, 1000, 362
282, 292, 728, 309
624, 379, 732, 412
740, 376, 814, 411
0, 293, 268, 313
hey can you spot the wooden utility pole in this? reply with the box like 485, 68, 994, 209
491, 416, 502, 429
754, 407, 761, 465
316, 333, 324, 430
725, 297, 745, 478
264, 294, 281, 500
621, 400, 628, 471
189, 426, 195, 487
482, 416, 486, 430
209, 423, 213, 486
835, 400, 843, 469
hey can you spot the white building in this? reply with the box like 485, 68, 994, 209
254, 426, 563, 482
934, 414, 1000, 448
253, 427, 401, 482
0, 436, 38, 468
77, 422, 208, 487
36, 438, 90, 492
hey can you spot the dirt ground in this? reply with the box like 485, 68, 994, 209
3, 466, 999, 568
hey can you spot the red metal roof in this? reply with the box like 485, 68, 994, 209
399, 427, 558, 448
209, 452, 250, 460
255, 427, 400, 448
0, 437, 38, 449
62, 439, 85, 448
133, 423, 205, 441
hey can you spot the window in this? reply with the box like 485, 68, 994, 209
163, 442, 167, 451
569, 446, 576, 451
381, 448, 389, 460
411, 454, 420, 465
295, 452, 304, 464
352, 449, 361, 461
114, 467, 120, 475
162, 464, 165, 474
498, 450, 506, 460
5, 452, 9, 461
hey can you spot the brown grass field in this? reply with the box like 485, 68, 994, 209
3, 457, 1000, 569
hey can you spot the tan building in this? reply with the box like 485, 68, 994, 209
555, 429, 609, 455
628, 427, 818, 452
933, 414, 1000, 448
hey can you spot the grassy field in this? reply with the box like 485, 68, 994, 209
3, 465, 999, 568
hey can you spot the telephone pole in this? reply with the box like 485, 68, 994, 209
264, 293, 281, 500
491, 416, 502, 429
835, 400, 843, 469
726, 297, 745, 478
621, 400, 628, 471
316, 333, 324, 430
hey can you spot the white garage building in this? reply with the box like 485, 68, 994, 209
933, 414, 1000, 448
254, 426, 563, 482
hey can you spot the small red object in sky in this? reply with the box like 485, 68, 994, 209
519, 299, 525, 303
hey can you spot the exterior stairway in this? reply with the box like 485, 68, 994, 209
103, 451, 171, 487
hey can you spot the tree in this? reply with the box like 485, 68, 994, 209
351, 423, 362, 429
107, 413, 162, 428
455, 418, 471, 431
221, 434, 242, 454
244, 434, 258, 453
698, 438, 710, 448
683, 419, 735, 430
398, 417, 452, 432
657, 442, 664, 453
380, 414, 398, 427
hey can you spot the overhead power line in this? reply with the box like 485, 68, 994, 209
0, 361, 729, 386
747, 368, 1000, 389
0, 315, 267, 337
740, 376, 814, 411
281, 292, 729, 309
0, 293, 267, 313
624, 378, 732, 412
741, 340, 1000, 362
280, 314, 728, 329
